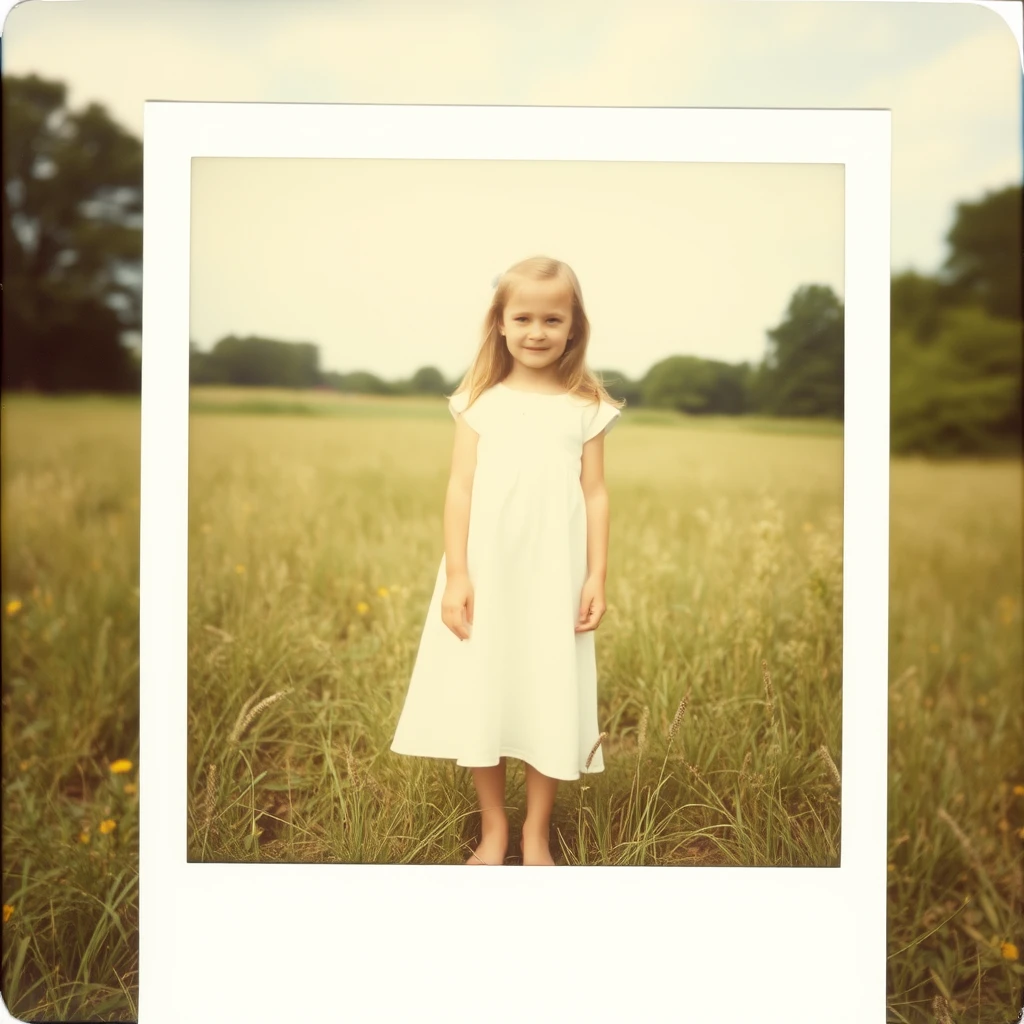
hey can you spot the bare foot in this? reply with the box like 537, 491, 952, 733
465, 828, 508, 865
520, 831, 555, 866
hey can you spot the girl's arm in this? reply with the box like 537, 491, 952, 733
443, 416, 478, 579
579, 433, 610, 583
576, 433, 610, 633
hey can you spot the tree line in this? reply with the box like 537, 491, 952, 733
3, 72, 1020, 455
189, 280, 845, 420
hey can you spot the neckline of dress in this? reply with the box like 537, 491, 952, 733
497, 382, 570, 398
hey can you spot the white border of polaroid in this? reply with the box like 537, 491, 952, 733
140, 102, 890, 1024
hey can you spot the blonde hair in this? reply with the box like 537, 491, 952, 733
450, 256, 626, 412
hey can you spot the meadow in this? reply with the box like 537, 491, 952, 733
1, 388, 1021, 1022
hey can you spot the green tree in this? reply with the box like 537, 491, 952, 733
640, 355, 748, 414
332, 370, 393, 395
760, 284, 844, 418
2, 74, 142, 391
199, 335, 321, 387
409, 366, 448, 395
891, 269, 947, 343
891, 307, 1021, 455
941, 184, 1021, 321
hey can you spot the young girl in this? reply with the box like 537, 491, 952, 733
390, 255, 624, 866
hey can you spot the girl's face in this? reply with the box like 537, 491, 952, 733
498, 279, 575, 375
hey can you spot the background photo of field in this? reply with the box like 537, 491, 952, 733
186, 386, 845, 867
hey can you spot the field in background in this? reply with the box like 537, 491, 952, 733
188, 384, 845, 435
1, 388, 1021, 1022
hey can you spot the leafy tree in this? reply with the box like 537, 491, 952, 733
891, 269, 947, 343
409, 366, 448, 395
760, 284, 844, 418
194, 335, 320, 387
940, 184, 1021, 321
891, 308, 1021, 455
332, 370, 393, 395
2, 73, 142, 391
640, 355, 748, 414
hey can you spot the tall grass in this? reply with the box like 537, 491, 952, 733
1, 390, 1021, 1021
185, 401, 845, 870
2, 399, 140, 1020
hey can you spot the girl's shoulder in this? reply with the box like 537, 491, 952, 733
447, 384, 500, 430
579, 393, 622, 441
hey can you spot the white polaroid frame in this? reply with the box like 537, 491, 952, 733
141, 102, 890, 1024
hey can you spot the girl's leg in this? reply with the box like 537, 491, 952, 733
466, 758, 508, 865
522, 762, 558, 866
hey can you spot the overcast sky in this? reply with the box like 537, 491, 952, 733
4, 0, 1020, 375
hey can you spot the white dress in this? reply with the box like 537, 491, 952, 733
390, 382, 621, 781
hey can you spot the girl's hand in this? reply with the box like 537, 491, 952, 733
442, 572, 474, 641
575, 575, 606, 633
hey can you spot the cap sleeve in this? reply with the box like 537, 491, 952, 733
584, 399, 621, 442
448, 389, 482, 432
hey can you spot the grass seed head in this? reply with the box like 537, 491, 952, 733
637, 705, 649, 755
203, 763, 219, 834
668, 691, 690, 743
761, 660, 775, 722
817, 745, 841, 787
585, 732, 607, 771
931, 995, 954, 1024
229, 688, 292, 743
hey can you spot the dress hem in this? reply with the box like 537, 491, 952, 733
390, 742, 604, 782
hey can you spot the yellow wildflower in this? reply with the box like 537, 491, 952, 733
109, 759, 133, 775
98, 819, 117, 835
18, 760, 30, 772
78, 831, 91, 844
377, 587, 390, 598
1012, 784, 1024, 797
356, 601, 369, 615
2, 905, 13, 923
123, 783, 137, 795
5, 599, 22, 617
1001, 941, 1019, 961
234, 564, 246, 575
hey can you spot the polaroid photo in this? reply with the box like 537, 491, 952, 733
141, 102, 890, 1023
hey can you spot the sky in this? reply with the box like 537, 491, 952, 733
3, 0, 1021, 377
190, 159, 843, 380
